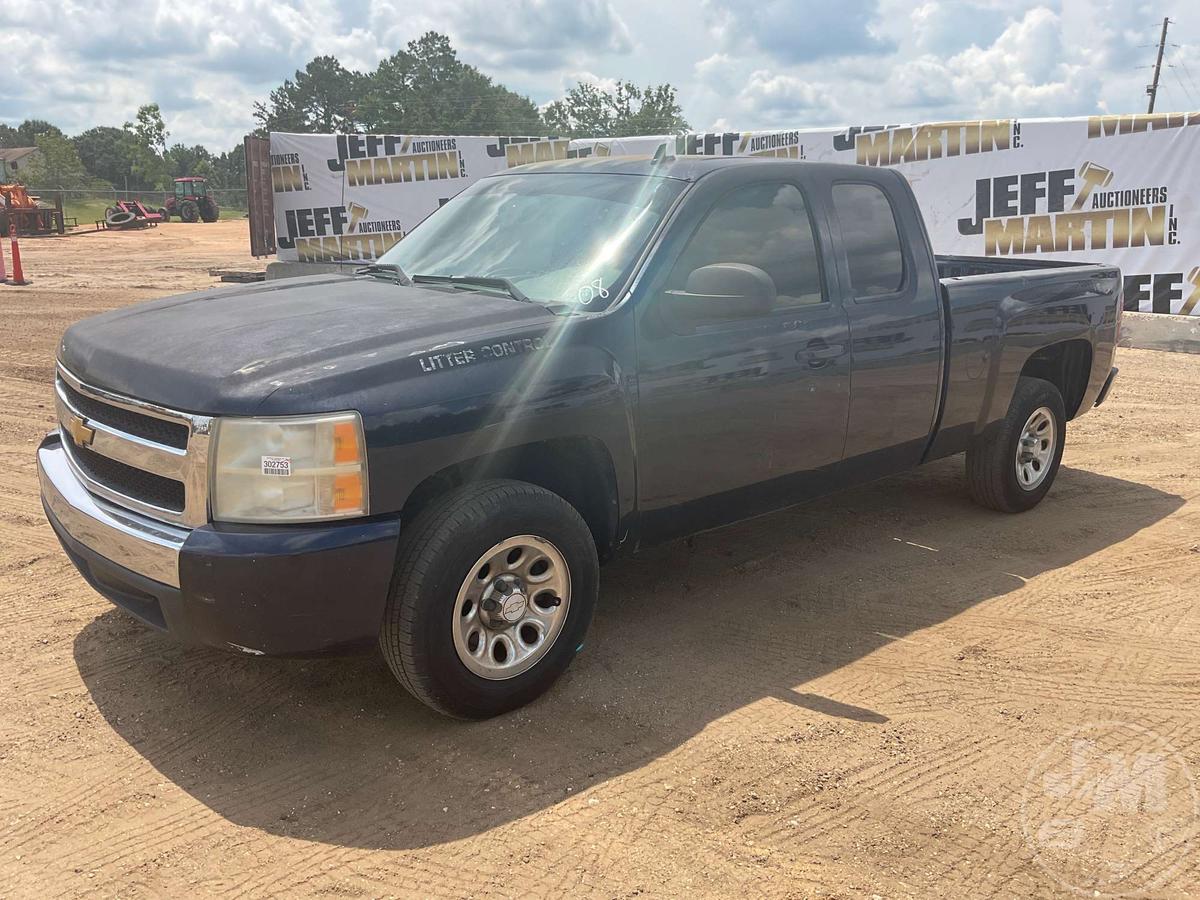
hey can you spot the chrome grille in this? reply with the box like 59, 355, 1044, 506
69, 443, 186, 512
55, 365, 212, 527
58, 378, 190, 449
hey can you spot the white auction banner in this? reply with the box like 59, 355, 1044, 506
271, 113, 1200, 314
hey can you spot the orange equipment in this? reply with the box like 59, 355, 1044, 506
0, 184, 65, 235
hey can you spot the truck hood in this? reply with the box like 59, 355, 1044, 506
59, 274, 558, 415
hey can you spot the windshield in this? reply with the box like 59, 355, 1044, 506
377, 172, 685, 311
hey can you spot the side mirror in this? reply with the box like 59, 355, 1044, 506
665, 263, 776, 325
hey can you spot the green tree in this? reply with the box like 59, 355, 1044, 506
127, 104, 169, 153
19, 133, 93, 188
358, 32, 544, 135
253, 56, 366, 133
0, 119, 65, 149
164, 143, 213, 178
17, 119, 66, 145
253, 34, 544, 136
72, 126, 136, 188
123, 104, 170, 189
208, 143, 246, 190
543, 81, 689, 138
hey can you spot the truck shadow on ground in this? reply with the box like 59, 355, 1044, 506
74, 458, 1182, 850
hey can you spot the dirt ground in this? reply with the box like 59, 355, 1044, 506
1, 222, 1198, 898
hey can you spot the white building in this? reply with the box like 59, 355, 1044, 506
0, 147, 41, 181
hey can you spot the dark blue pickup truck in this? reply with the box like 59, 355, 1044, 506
39, 156, 1120, 718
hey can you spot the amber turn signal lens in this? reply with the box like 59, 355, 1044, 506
333, 421, 360, 464
333, 473, 364, 512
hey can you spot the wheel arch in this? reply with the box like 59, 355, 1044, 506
1018, 339, 1093, 419
398, 436, 622, 562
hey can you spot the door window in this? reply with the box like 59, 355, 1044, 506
832, 183, 905, 298
669, 182, 825, 311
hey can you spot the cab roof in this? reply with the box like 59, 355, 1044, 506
493, 154, 867, 182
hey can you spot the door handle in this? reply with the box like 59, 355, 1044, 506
802, 342, 845, 367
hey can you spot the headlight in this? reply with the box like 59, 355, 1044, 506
211, 412, 368, 523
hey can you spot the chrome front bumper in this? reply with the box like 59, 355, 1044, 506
38, 434, 188, 587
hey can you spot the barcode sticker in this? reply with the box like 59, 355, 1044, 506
261, 456, 291, 477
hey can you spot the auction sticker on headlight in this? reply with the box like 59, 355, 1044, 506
261, 456, 292, 477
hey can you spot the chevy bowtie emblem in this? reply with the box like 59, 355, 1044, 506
67, 414, 96, 448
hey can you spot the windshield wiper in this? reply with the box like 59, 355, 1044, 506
355, 263, 412, 285
412, 274, 531, 303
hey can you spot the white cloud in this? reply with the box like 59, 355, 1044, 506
453, 0, 633, 70
838, 7, 1088, 123
1, 0, 1197, 151
694, 53, 732, 88
0, 0, 632, 150
704, 0, 893, 62
563, 71, 622, 95
739, 71, 834, 120
684, 2, 1198, 131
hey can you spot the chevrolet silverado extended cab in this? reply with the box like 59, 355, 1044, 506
39, 157, 1120, 718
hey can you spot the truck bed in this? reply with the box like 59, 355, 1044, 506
927, 254, 1122, 464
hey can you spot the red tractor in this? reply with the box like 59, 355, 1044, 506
162, 176, 219, 223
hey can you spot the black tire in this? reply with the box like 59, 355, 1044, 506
966, 376, 1066, 513
380, 479, 599, 719
180, 200, 200, 223
158, 207, 170, 224
200, 200, 219, 223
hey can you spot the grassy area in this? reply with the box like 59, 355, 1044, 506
63, 199, 114, 226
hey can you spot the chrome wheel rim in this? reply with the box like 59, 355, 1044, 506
452, 535, 571, 680
1015, 406, 1056, 491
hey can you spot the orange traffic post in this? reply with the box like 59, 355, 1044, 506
0, 227, 7, 284
6, 226, 30, 286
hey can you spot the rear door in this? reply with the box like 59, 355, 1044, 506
634, 169, 851, 539
827, 173, 943, 474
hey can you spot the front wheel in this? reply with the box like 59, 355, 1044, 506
379, 480, 599, 718
966, 376, 1066, 513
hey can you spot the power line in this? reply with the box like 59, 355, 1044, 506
1170, 68, 1196, 106
1176, 57, 1200, 103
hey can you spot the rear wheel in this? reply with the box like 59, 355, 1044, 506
966, 376, 1066, 513
199, 200, 219, 223
379, 479, 598, 719
180, 200, 200, 223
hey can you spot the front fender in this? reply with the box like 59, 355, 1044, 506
359, 312, 638, 523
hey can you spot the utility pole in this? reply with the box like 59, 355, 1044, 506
1147, 17, 1171, 113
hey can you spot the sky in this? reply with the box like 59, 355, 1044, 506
3, 0, 1198, 152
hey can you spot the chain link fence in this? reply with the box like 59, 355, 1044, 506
24, 187, 248, 223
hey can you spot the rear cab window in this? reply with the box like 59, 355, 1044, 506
832, 183, 905, 299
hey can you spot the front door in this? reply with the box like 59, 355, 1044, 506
635, 177, 851, 540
